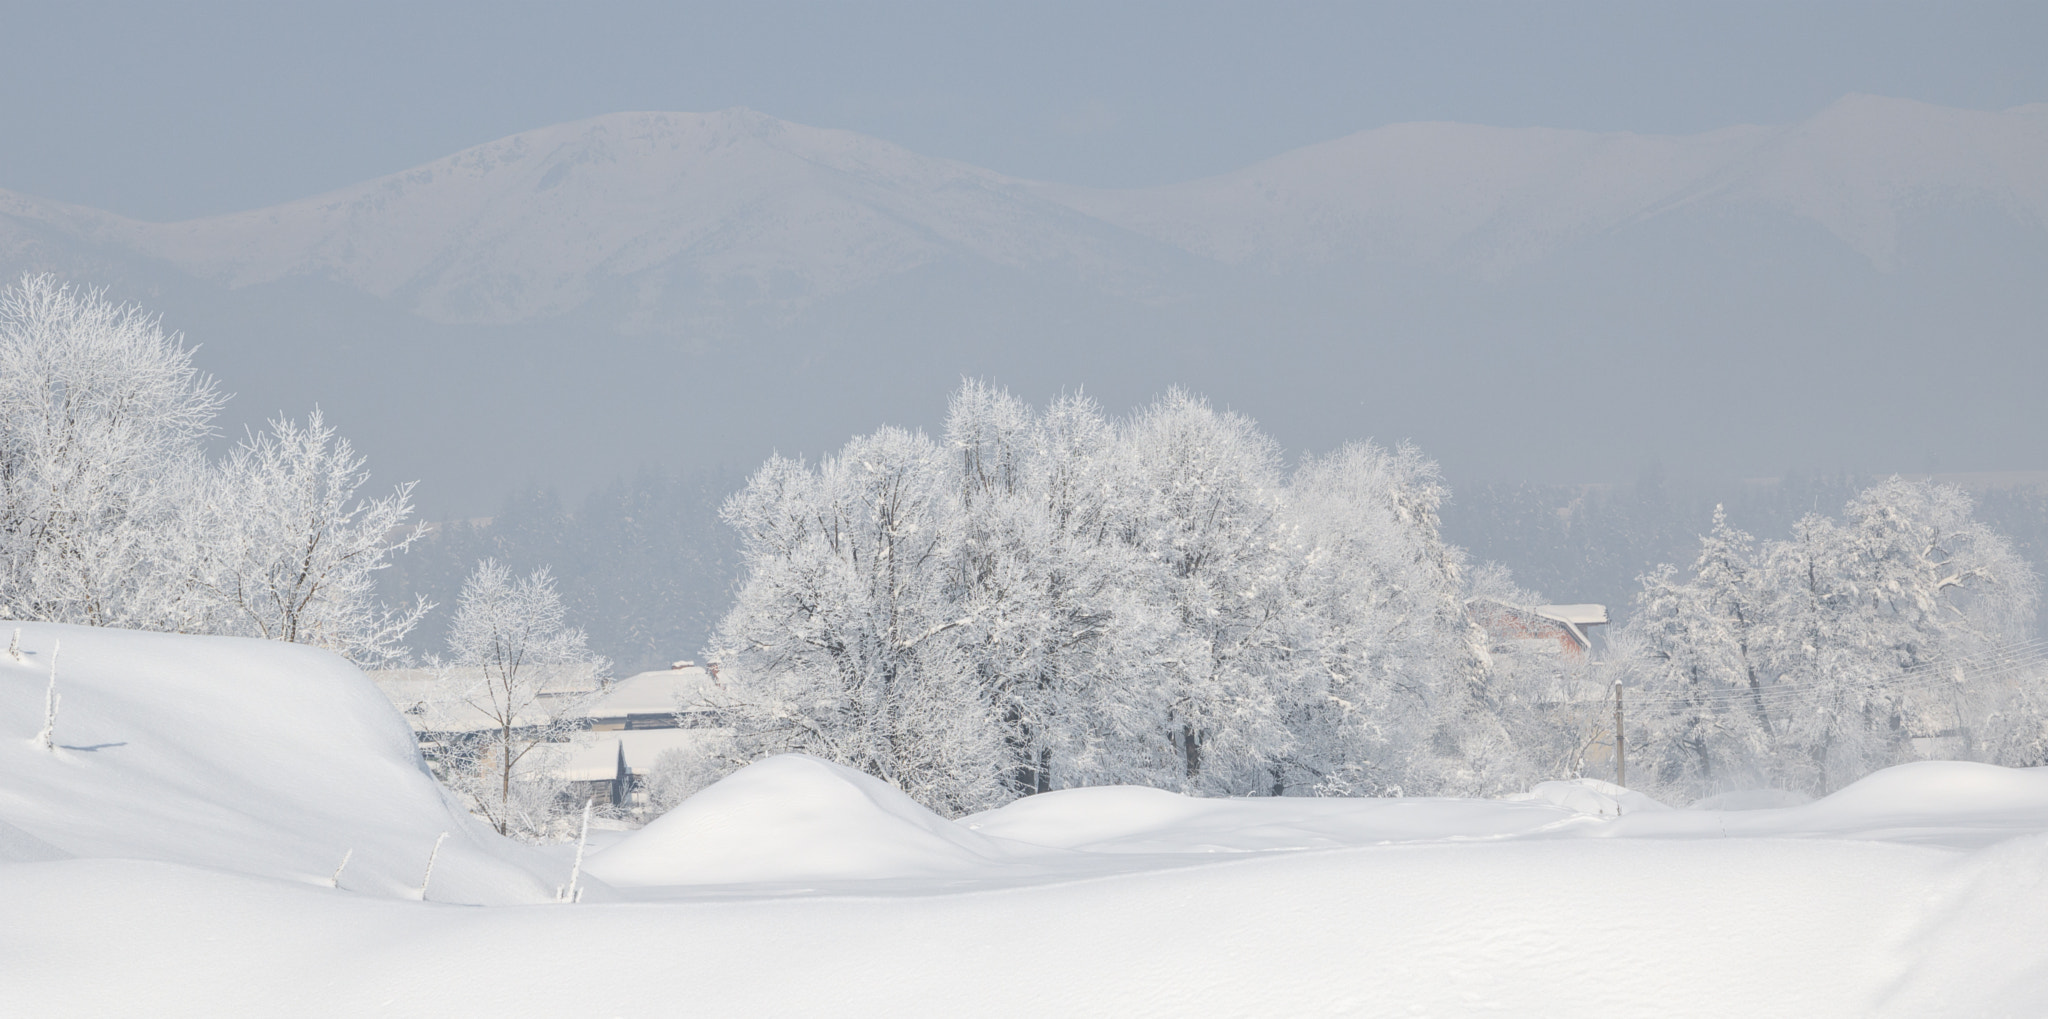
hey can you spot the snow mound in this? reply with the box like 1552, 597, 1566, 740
1513, 778, 1673, 816
1691, 789, 1812, 811
0, 622, 558, 902
1590, 761, 2048, 849
960, 785, 1213, 849
1808, 760, 2048, 818
962, 784, 1578, 852
586, 754, 1024, 886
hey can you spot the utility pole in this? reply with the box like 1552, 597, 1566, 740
1613, 679, 1627, 788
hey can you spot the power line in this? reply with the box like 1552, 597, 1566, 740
1548, 638, 2048, 713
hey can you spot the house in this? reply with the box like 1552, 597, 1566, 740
616, 727, 732, 810
1470, 599, 1609, 658
555, 736, 630, 808
369, 666, 607, 732
369, 662, 727, 813
583, 665, 726, 730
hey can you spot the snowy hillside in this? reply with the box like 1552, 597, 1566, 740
8, 624, 2048, 1014
6, 96, 2044, 320
0, 623, 562, 903
18, 110, 1177, 325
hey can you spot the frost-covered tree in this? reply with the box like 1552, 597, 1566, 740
0, 274, 223, 627
1760, 479, 2036, 790
945, 383, 1173, 796
1623, 479, 2040, 797
428, 560, 609, 839
1624, 507, 1776, 797
185, 411, 430, 665
712, 383, 1532, 810
1111, 390, 1296, 794
0, 275, 433, 663
710, 428, 1006, 815
1280, 442, 1491, 796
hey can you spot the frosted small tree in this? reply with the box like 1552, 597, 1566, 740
0, 274, 223, 627
185, 410, 430, 665
1458, 563, 1605, 794
429, 560, 609, 839
1624, 508, 1777, 798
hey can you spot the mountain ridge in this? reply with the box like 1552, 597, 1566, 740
6, 94, 2044, 324
1, 95, 2043, 514
1036, 93, 2048, 276
97, 109, 1187, 325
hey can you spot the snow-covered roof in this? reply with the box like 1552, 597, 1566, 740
585, 667, 725, 719
550, 735, 627, 784
1466, 597, 1608, 652
369, 667, 605, 733
1531, 604, 1607, 651
1533, 604, 1609, 627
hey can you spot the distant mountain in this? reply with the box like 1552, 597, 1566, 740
1, 96, 2043, 518
8, 110, 1183, 329
1036, 94, 2048, 275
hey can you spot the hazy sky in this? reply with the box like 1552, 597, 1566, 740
5, 2, 2045, 221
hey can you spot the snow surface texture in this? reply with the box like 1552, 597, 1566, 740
0, 623, 563, 903
8, 623, 2048, 1015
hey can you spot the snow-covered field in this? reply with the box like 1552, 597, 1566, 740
6, 623, 2048, 1016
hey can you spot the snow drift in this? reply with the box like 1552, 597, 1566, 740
960, 783, 1582, 852
587, 754, 1031, 886
1594, 759, 2048, 849
0, 621, 559, 902
8, 623, 2048, 1014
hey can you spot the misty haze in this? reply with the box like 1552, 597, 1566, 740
5, 4, 2048, 1015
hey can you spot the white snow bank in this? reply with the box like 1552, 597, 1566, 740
587, 754, 1031, 886
11, 623, 2048, 1014
1513, 777, 1672, 816
10, 830, 2044, 1017
1691, 788, 1812, 811
1599, 761, 2048, 849
0, 622, 560, 902
598, 756, 2048, 893
962, 783, 1578, 852
1807, 759, 2048, 818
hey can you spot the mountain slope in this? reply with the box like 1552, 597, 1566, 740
101, 109, 1179, 326
0, 96, 2042, 515
1034, 94, 2048, 275
7, 96, 2044, 320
